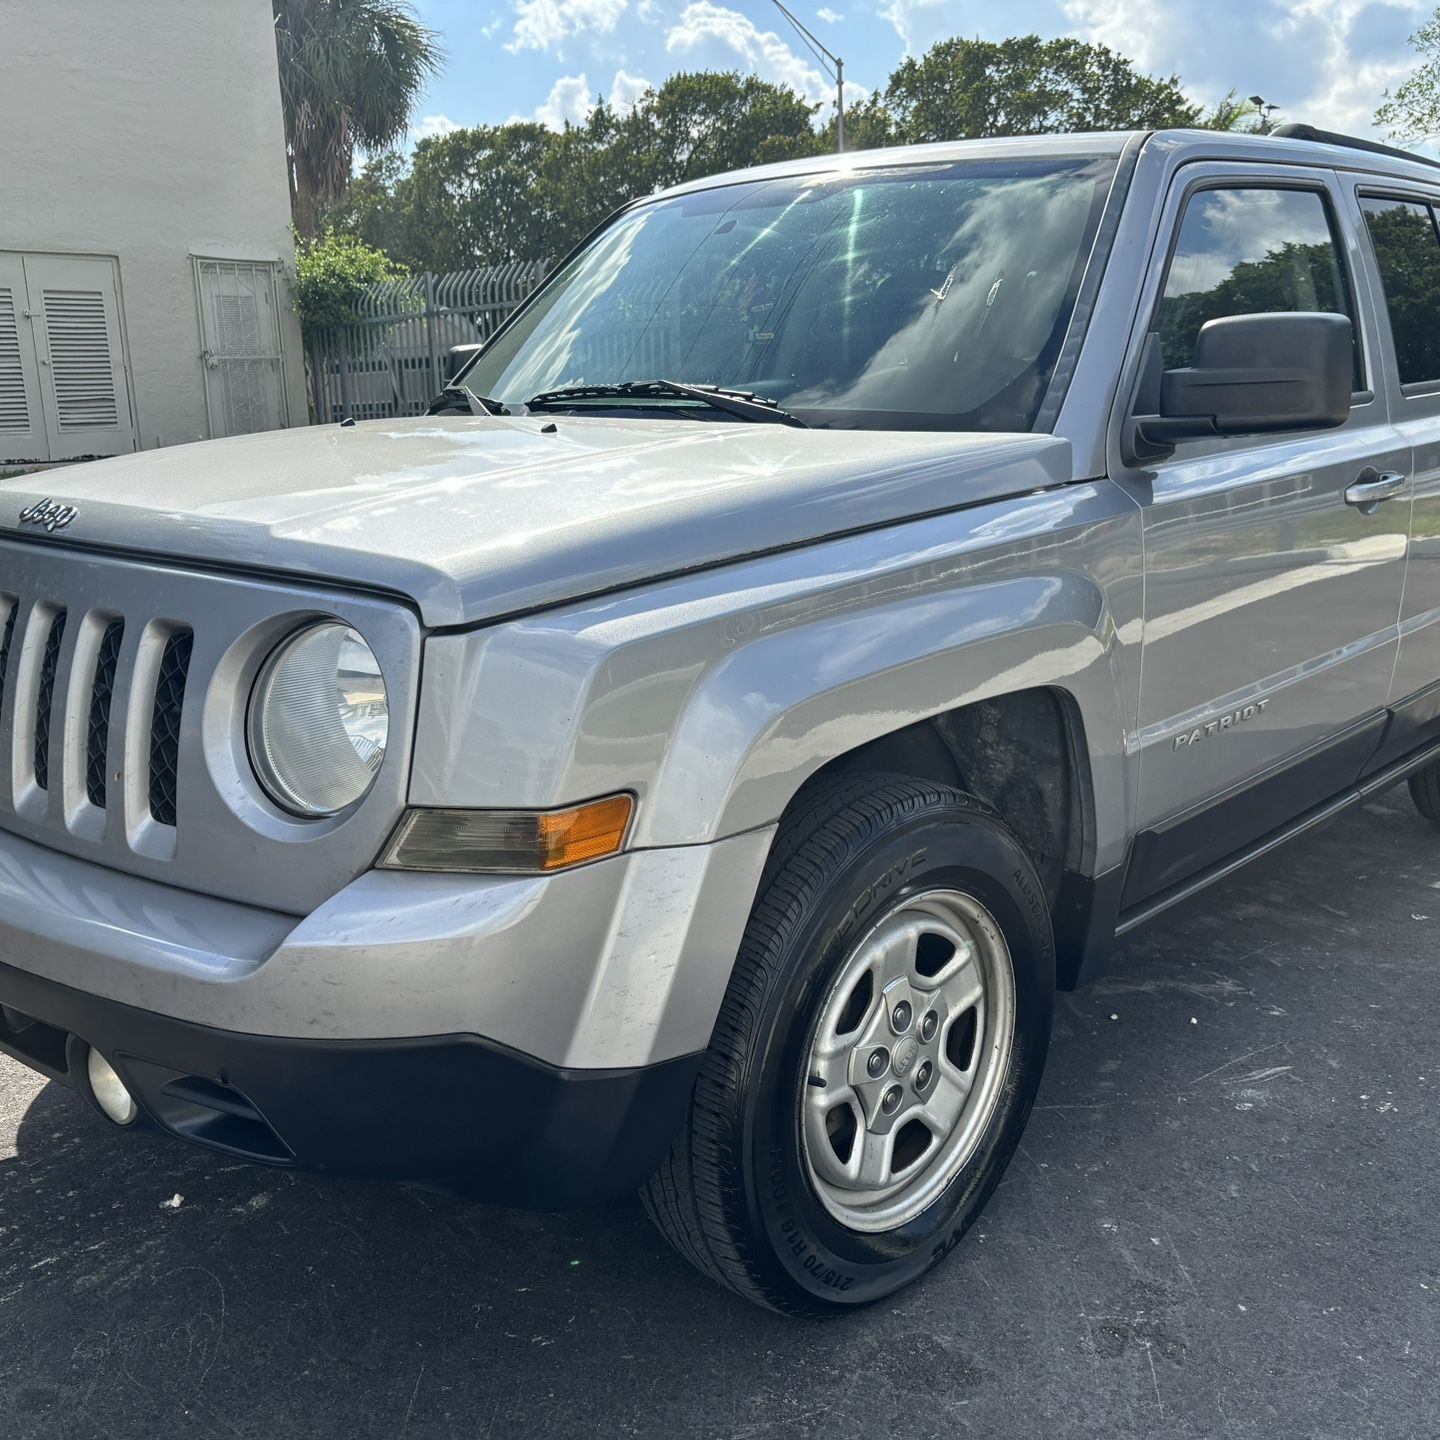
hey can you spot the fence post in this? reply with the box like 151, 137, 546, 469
337, 329, 353, 420
423, 272, 442, 395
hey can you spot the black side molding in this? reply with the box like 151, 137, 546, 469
1115, 735, 1440, 940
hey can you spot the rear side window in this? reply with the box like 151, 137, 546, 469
1359, 195, 1440, 386
1157, 186, 1358, 382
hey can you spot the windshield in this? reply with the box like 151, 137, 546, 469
464, 155, 1116, 432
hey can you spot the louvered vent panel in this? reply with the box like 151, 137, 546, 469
0, 290, 28, 435
42, 290, 118, 431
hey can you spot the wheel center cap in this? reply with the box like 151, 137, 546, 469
892, 1035, 920, 1076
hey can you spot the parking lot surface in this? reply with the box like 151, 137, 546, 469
3, 788, 1438, 1440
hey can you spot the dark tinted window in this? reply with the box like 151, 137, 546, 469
1360, 195, 1440, 386
468, 157, 1116, 432
1158, 187, 1356, 381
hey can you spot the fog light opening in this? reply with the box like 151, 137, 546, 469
86, 1048, 138, 1126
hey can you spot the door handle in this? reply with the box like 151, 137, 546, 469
1345, 469, 1408, 510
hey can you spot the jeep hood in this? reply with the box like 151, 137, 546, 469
0, 417, 1072, 627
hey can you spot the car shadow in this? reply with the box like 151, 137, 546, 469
3, 789, 1439, 1440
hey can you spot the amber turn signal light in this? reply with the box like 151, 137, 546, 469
381, 793, 635, 874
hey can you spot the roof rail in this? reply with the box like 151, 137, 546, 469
1270, 122, 1440, 173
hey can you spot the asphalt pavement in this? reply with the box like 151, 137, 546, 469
3, 787, 1439, 1439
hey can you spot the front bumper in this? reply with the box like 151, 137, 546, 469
0, 959, 699, 1205
0, 821, 774, 1203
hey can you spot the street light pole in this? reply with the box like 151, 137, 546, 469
770, 0, 846, 152
1248, 94, 1280, 135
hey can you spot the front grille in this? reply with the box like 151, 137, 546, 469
0, 602, 191, 828
147, 629, 192, 826
0, 539, 412, 916
85, 619, 124, 808
33, 610, 66, 791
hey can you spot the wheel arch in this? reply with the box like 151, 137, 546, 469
641, 570, 1129, 882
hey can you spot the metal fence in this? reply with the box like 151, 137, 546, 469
309, 260, 550, 423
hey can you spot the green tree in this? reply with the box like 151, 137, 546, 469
1377, 11, 1440, 141
1200, 91, 1264, 133
876, 35, 1201, 143
622, 72, 824, 188
398, 124, 555, 269
331, 72, 828, 271
321, 150, 412, 257
273, 0, 443, 237
314, 48, 1261, 274
534, 100, 652, 257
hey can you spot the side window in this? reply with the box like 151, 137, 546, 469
1157, 187, 1358, 383
1359, 195, 1440, 386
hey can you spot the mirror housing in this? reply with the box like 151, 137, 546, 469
1131, 312, 1353, 461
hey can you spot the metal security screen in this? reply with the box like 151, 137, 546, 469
194, 259, 288, 437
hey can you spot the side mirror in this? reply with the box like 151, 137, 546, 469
443, 343, 484, 382
1129, 312, 1353, 461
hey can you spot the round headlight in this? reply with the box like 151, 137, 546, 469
249, 623, 389, 816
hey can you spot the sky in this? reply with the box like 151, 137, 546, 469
402, 0, 1432, 147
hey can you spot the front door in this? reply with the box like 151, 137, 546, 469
1122, 169, 1408, 907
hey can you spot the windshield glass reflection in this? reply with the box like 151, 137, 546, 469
467, 156, 1116, 432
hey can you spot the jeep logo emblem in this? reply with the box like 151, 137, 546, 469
892, 1035, 920, 1076
18, 499, 78, 532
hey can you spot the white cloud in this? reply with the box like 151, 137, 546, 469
1062, 0, 1169, 72
532, 73, 597, 127
518, 69, 653, 129
878, 0, 947, 50
1273, 0, 1421, 138
1063, 0, 1423, 137
816, 7, 843, 20
507, 0, 629, 55
609, 68, 654, 112
666, 2, 831, 107
411, 113, 461, 143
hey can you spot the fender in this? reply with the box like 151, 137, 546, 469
410, 479, 1143, 882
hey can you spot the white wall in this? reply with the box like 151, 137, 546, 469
0, 0, 307, 450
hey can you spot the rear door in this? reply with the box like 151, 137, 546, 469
1117, 165, 1407, 907
1351, 184, 1440, 760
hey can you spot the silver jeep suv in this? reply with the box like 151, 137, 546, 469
4, 124, 1440, 1316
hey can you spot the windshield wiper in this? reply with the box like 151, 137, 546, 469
426, 383, 507, 417
525, 379, 808, 428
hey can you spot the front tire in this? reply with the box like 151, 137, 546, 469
642, 773, 1055, 1316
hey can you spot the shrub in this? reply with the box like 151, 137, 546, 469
292, 229, 407, 334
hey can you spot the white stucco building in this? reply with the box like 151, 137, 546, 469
0, 0, 306, 466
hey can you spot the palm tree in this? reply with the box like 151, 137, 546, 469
273, 0, 443, 237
